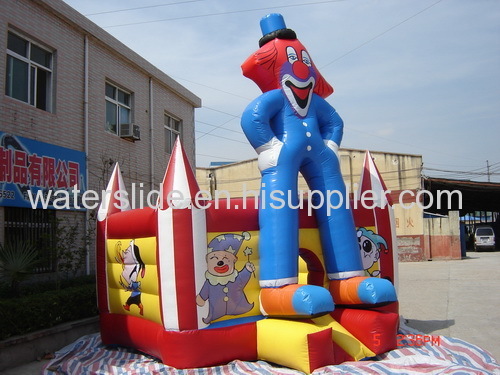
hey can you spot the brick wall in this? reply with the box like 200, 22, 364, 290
0, 0, 200, 274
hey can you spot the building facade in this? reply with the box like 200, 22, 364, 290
196, 148, 434, 261
0, 0, 201, 275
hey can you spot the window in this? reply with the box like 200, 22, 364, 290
5, 31, 53, 111
476, 228, 493, 236
164, 113, 182, 153
105, 82, 131, 135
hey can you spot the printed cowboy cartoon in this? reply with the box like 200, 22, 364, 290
196, 232, 255, 324
116, 240, 146, 315
357, 228, 388, 277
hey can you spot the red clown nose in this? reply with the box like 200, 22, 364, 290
293, 61, 310, 80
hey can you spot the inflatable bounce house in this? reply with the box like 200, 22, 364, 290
96, 14, 400, 374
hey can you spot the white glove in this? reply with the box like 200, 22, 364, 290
324, 139, 339, 159
256, 137, 283, 171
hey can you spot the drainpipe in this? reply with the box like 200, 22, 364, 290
84, 35, 90, 275
149, 78, 154, 191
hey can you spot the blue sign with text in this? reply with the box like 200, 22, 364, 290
0, 132, 87, 210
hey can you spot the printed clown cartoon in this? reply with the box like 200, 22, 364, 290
357, 228, 388, 277
241, 13, 397, 317
196, 232, 255, 324
116, 240, 146, 315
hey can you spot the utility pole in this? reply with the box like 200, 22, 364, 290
486, 160, 491, 182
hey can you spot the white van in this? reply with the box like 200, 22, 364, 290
474, 226, 496, 251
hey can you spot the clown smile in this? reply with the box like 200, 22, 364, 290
286, 80, 313, 105
282, 75, 315, 118
214, 264, 230, 273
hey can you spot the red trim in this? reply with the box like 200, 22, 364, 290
96, 220, 108, 313
332, 340, 354, 364
330, 307, 398, 354
101, 314, 257, 369
352, 205, 376, 229
100, 313, 165, 360
374, 206, 396, 284
205, 197, 389, 232
172, 209, 198, 330
106, 207, 157, 239
160, 142, 180, 208
160, 323, 258, 368
206, 198, 259, 232
307, 328, 336, 372
368, 301, 400, 314
160, 138, 200, 210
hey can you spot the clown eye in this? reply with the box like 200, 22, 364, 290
286, 46, 298, 64
362, 240, 373, 253
302, 51, 312, 67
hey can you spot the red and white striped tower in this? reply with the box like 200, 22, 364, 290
96, 163, 131, 313
357, 151, 399, 291
157, 138, 208, 330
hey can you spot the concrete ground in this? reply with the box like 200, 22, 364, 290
2, 250, 499, 374
398, 250, 500, 361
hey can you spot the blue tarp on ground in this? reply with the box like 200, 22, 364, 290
43, 320, 500, 375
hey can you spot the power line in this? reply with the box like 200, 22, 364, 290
196, 153, 238, 162
172, 76, 253, 101
195, 106, 242, 141
102, 0, 346, 28
422, 164, 500, 182
195, 129, 248, 144
80, 0, 489, 174
202, 106, 240, 119
84, 0, 204, 16
423, 164, 500, 175
196, 120, 243, 135
319, 0, 445, 69
91, 0, 459, 165
196, 116, 235, 141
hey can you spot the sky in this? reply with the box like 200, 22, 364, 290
62, 0, 500, 182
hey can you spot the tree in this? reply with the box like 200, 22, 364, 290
0, 240, 39, 297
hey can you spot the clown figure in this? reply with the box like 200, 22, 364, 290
196, 232, 255, 324
117, 240, 146, 316
358, 228, 388, 277
241, 14, 396, 317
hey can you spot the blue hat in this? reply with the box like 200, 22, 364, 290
207, 232, 251, 255
258, 13, 297, 47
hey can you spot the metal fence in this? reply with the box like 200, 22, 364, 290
4, 207, 56, 273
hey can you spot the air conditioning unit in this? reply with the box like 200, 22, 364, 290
119, 123, 140, 141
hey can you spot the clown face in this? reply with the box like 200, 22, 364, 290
242, 36, 333, 113
279, 42, 316, 118
358, 232, 380, 270
206, 250, 237, 277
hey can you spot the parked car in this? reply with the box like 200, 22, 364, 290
474, 226, 496, 251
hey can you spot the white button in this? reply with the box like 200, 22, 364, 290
302, 121, 308, 127
307, 145, 312, 151
306, 132, 311, 137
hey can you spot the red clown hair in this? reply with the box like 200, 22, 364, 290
241, 38, 334, 98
